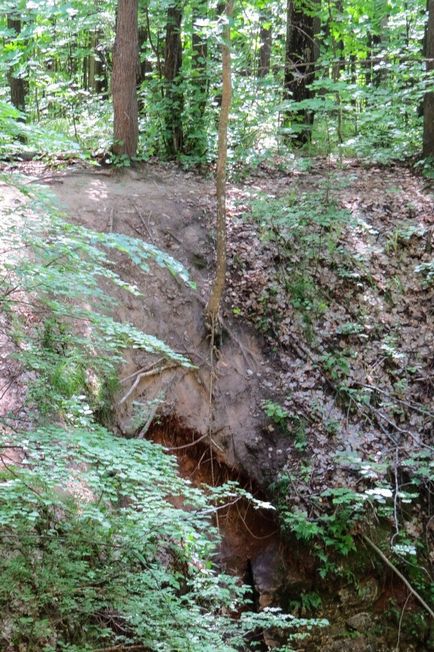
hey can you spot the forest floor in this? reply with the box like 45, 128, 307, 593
1, 157, 433, 651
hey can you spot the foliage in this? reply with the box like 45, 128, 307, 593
271, 451, 434, 600
0, 176, 329, 650
0, 0, 431, 166
263, 401, 308, 451
0, 177, 193, 420
263, 399, 289, 427
250, 186, 353, 340
1, 423, 322, 650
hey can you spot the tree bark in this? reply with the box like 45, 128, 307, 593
205, 0, 233, 330
88, 32, 97, 91
7, 16, 26, 112
258, 11, 272, 77
112, 0, 139, 158
164, 2, 184, 158
94, 37, 109, 97
283, 0, 318, 146
423, 0, 434, 157
371, 1, 389, 87
138, 26, 153, 85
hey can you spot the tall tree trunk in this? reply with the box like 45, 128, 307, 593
328, 0, 344, 82
164, 2, 184, 158
112, 0, 139, 158
365, 32, 373, 86
213, 2, 226, 112
85, 32, 106, 93
88, 32, 97, 91
94, 37, 109, 97
7, 16, 26, 112
138, 25, 153, 86
283, 0, 318, 146
423, 0, 434, 157
205, 0, 233, 330
258, 11, 272, 77
370, 0, 389, 87
137, 25, 153, 111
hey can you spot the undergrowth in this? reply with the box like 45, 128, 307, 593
0, 179, 328, 650
0, 424, 328, 651
250, 183, 434, 628
250, 184, 355, 342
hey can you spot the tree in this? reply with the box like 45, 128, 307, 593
206, 0, 233, 330
86, 30, 108, 97
283, 0, 319, 146
258, 9, 272, 77
7, 14, 26, 113
423, 0, 434, 157
112, 0, 139, 159
164, 0, 184, 158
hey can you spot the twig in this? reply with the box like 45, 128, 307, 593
166, 431, 224, 453
189, 447, 208, 477
118, 363, 179, 405
235, 501, 279, 540
126, 220, 143, 238
108, 208, 114, 233
361, 534, 434, 619
137, 391, 165, 439
370, 405, 434, 451
395, 592, 411, 652
356, 383, 434, 419
120, 358, 164, 384
393, 447, 400, 538
130, 200, 154, 243
92, 645, 145, 652
357, 400, 434, 451
165, 431, 209, 450
197, 495, 243, 515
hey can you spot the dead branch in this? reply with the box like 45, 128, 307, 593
118, 363, 180, 405
361, 534, 434, 620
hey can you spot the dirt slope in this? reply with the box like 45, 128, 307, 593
2, 158, 432, 651
39, 163, 284, 485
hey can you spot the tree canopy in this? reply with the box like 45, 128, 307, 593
1, 0, 433, 167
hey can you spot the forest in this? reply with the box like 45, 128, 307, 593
0, 0, 433, 650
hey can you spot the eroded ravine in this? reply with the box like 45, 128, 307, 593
147, 418, 284, 605
40, 165, 433, 652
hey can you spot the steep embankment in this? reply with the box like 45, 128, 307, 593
1, 159, 433, 651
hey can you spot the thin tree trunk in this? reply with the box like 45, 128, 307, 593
370, 0, 389, 87
137, 25, 153, 111
88, 32, 97, 90
213, 2, 226, 113
283, 0, 318, 146
192, 0, 208, 107
258, 11, 272, 77
94, 36, 108, 97
112, 0, 139, 158
365, 32, 373, 86
164, 2, 183, 158
138, 26, 153, 85
7, 16, 26, 112
423, 0, 434, 157
205, 0, 233, 330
